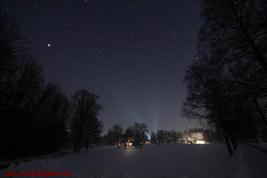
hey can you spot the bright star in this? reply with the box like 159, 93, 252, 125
47, 43, 51, 47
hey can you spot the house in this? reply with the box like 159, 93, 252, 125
182, 132, 206, 144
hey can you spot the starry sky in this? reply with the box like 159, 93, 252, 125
1, 0, 201, 132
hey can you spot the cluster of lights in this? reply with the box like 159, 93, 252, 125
195, 140, 206, 144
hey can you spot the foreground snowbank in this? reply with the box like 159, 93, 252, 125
1, 144, 267, 178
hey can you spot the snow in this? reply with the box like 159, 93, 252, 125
1, 144, 267, 178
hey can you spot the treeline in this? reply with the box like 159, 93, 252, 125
102, 123, 148, 147
150, 128, 220, 144
184, 0, 267, 155
0, 12, 102, 160
150, 130, 182, 144
103, 125, 220, 146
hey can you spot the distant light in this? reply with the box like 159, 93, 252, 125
196, 140, 206, 144
47, 43, 51, 47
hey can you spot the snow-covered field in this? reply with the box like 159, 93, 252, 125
1, 144, 267, 178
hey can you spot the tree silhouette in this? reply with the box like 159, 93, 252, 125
150, 132, 157, 144
0, 11, 88, 159
35, 82, 69, 153
184, 0, 267, 155
130, 123, 148, 147
124, 127, 134, 141
106, 124, 124, 145
71, 89, 102, 152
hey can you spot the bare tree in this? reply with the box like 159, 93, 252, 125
71, 89, 102, 152
184, 0, 267, 156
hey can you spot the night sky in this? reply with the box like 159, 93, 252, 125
1, 0, 200, 132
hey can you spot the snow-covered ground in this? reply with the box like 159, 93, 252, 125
1, 144, 267, 178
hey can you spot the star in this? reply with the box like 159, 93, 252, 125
47, 43, 51, 47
